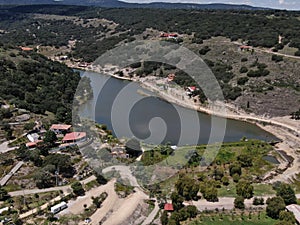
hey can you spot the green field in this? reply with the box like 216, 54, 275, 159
188, 213, 276, 225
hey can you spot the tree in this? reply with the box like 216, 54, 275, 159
236, 180, 254, 199
276, 183, 297, 205
43, 130, 57, 147
230, 164, 242, 176
253, 197, 264, 205
33, 169, 54, 188
71, 181, 85, 196
266, 197, 286, 219
171, 192, 184, 211
43, 154, 74, 177
279, 211, 296, 224
202, 186, 218, 202
160, 211, 168, 225
95, 173, 108, 185
237, 154, 253, 167
175, 175, 199, 200
234, 196, 245, 209
0, 186, 10, 201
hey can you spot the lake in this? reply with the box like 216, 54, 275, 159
76, 70, 278, 146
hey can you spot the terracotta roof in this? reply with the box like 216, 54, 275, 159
20, 47, 33, 51
164, 203, 174, 211
62, 132, 86, 142
26, 140, 43, 148
50, 124, 72, 131
240, 45, 251, 49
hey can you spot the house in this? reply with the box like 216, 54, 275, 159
186, 86, 198, 98
27, 133, 40, 142
20, 46, 33, 51
160, 33, 178, 39
111, 147, 128, 158
164, 203, 174, 212
26, 140, 43, 148
50, 124, 72, 134
62, 132, 87, 143
15, 114, 30, 122
286, 204, 300, 224
239, 45, 252, 51
167, 73, 176, 82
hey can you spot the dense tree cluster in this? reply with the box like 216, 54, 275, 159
0, 50, 82, 123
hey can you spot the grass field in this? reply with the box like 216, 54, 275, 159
188, 213, 276, 225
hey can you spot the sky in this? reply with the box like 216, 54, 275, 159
122, 0, 300, 10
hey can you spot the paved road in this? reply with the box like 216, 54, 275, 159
19, 194, 67, 219
102, 165, 140, 187
0, 161, 24, 186
9, 175, 96, 197
191, 194, 300, 211
141, 200, 160, 225
0, 141, 18, 153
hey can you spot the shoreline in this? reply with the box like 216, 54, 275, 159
67, 61, 299, 141
66, 60, 300, 182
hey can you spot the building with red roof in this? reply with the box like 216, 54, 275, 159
164, 203, 174, 212
62, 132, 86, 143
50, 124, 72, 134
239, 45, 252, 51
20, 47, 33, 51
26, 140, 43, 148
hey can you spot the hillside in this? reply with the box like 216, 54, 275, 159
0, 0, 269, 10
0, 5, 299, 117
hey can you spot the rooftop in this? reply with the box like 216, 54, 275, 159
50, 124, 72, 131
286, 204, 300, 223
164, 203, 174, 211
62, 132, 86, 142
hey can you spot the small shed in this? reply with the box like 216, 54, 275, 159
164, 203, 174, 212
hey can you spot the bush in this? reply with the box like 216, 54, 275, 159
234, 196, 245, 209
199, 46, 211, 55
253, 197, 264, 205
237, 77, 249, 85
239, 66, 248, 74
272, 55, 283, 62
71, 181, 85, 196
247, 69, 270, 77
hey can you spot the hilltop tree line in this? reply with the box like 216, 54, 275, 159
0, 6, 300, 62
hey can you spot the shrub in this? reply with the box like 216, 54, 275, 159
237, 77, 249, 85
272, 55, 283, 62
239, 66, 248, 74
